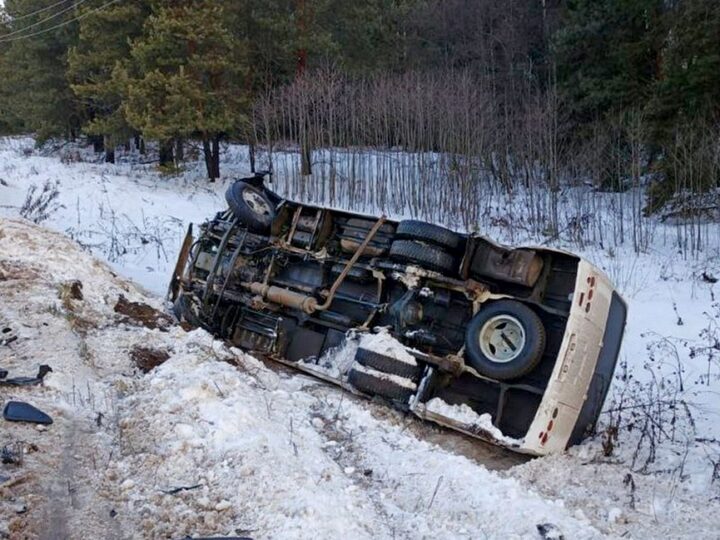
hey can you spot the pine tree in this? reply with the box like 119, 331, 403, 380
553, 0, 663, 126
310, 0, 415, 74
226, 0, 406, 175
67, 0, 149, 163
650, 0, 720, 134
0, 15, 21, 134
123, 0, 248, 179
643, 0, 720, 210
0, 0, 83, 142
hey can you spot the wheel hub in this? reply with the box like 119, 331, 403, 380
478, 314, 526, 363
242, 189, 272, 217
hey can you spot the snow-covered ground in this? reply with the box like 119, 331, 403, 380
1, 137, 720, 538
0, 138, 237, 295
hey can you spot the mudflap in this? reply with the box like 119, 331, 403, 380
168, 224, 194, 302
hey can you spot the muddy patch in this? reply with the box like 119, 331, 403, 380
130, 346, 171, 373
114, 295, 173, 330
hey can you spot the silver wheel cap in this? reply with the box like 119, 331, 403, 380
479, 314, 526, 364
242, 189, 272, 217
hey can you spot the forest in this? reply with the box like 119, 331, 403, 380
0, 0, 718, 218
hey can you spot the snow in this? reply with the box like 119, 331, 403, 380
425, 397, 521, 445
1, 136, 720, 538
0, 137, 232, 295
299, 328, 417, 380
358, 328, 418, 366
0, 218, 604, 538
298, 331, 359, 378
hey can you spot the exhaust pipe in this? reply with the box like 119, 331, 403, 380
244, 282, 318, 314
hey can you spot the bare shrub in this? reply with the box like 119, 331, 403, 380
60, 150, 83, 164
250, 66, 720, 256
689, 302, 720, 385
601, 358, 695, 473
19, 180, 63, 223
65, 203, 180, 266
599, 301, 720, 475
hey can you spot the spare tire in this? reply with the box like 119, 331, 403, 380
389, 240, 456, 274
464, 300, 546, 381
225, 181, 276, 233
396, 220, 461, 251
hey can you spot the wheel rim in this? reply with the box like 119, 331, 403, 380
478, 314, 526, 363
241, 188, 272, 217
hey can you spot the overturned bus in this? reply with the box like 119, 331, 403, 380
169, 173, 627, 455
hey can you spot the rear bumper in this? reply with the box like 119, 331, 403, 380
569, 290, 627, 444
521, 260, 626, 455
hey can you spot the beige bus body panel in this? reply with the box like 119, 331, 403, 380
520, 260, 614, 455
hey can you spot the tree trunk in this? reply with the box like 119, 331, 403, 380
91, 135, 104, 153
301, 139, 312, 176
249, 142, 256, 173
296, 0, 308, 76
212, 135, 220, 179
202, 138, 214, 181
159, 140, 174, 167
202, 136, 221, 182
103, 136, 115, 164
175, 138, 184, 163
139, 137, 146, 155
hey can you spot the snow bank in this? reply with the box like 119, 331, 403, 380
110, 338, 388, 539
0, 137, 231, 295
0, 217, 607, 539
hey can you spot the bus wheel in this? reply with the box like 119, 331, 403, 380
347, 366, 416, 404
464, 300, 546, 380
225, 181, 276, 232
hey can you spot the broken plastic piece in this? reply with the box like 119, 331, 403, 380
183, 537, 253, 540
537, 523, 564, 540
160, 484, 201, 495
0, 365, 52, 386
1, 326, 17, 346
2, 401, 53, 425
